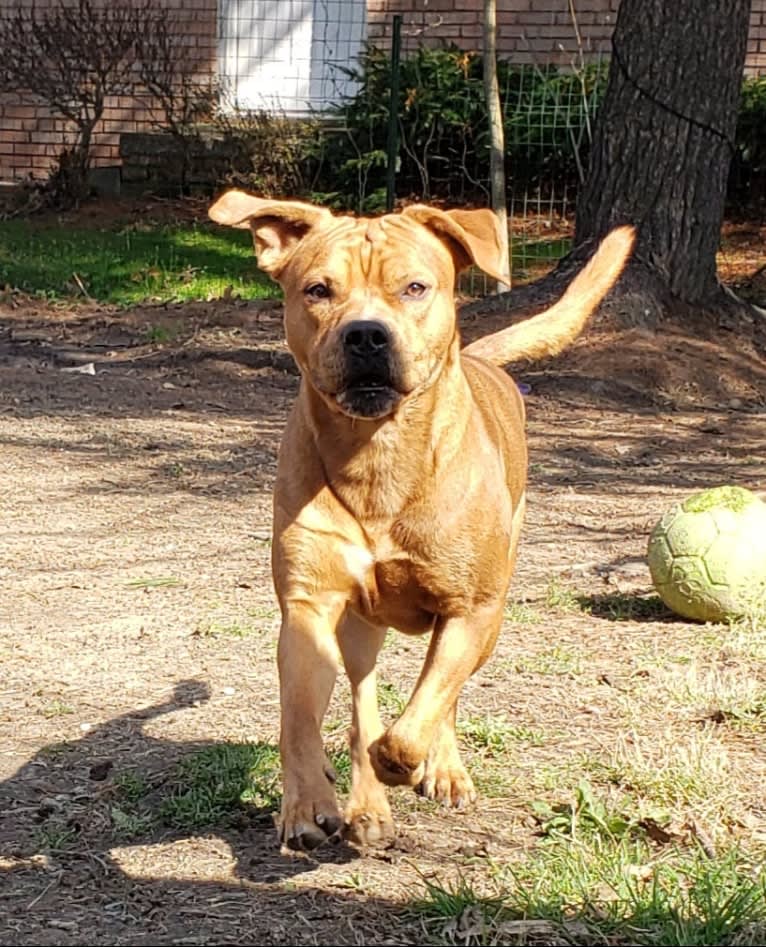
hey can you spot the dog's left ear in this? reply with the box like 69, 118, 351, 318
209, 189, 332, 277
401, 205, 508, 285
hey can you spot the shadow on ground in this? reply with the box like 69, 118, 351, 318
0, 681, 417, 946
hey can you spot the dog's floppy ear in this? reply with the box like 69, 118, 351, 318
401, 205, 508, 285
209, 189, 332, 277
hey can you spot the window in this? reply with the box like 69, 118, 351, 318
218, 0, 367, 114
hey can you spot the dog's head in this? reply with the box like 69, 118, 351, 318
209, 191, 507, 420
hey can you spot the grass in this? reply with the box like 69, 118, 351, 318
411, 832, 766, 946
378, 679, 407, 718
459, 714, 545, 757
193, 619, 261, 639
126, 576, 184, 589
113, 742, 353, 832
543, 576, 581, 612
513, 645, 584, 676
503, 600, 542, 624
34, 823, 78, 853
41, 698, 75, 718
159, 742, 282, 829
0, 219, 279, 306
583, 728, 739, 839
665, 665, 766, 727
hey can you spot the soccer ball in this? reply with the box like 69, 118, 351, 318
647, 485, 766, 623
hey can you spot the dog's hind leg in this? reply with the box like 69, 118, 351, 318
337, 613, 395, 846
417, 701, 477, 809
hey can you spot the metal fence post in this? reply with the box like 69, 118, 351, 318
385, 14, 403, 213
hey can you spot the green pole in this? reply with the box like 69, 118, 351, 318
385, 14, 402, 213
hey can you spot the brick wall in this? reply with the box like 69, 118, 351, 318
368, 0, 766, 70
0, 0, 217, 183
1, 0, 764, 184
368, 0, 618, 61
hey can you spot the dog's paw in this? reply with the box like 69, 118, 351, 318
416, 760, 476, 809
417, 729, 477, 809
278, 802, 344, 851
344, 799, 395, 847
370, 731, 425, 787
278, 766, 343, 851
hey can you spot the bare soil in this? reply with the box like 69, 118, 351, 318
1, 279, 766, 945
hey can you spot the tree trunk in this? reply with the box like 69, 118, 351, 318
576, 0, 750, 309
483, 0, 510, 292
466, 0, 758, 332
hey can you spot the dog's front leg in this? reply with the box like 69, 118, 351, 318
337, 614, 394, 845
417, 701, 477, 809
277, 598, 346, 851
371, 600, 504, 794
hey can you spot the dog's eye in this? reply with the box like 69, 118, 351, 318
404, 281, 428, 299
305, 282, 331, 300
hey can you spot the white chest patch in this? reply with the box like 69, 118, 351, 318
341, 543, 375, 586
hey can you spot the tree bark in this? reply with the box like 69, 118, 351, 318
576, 0, 750, 307
466, 0, 758, 332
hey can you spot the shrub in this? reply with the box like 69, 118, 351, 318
730, 75, 766, 211
213, 108, 323, 199
313, 44, 607, 211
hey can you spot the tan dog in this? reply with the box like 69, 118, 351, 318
209, 190, 633, 851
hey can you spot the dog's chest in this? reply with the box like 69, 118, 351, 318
343, 533, 463, 634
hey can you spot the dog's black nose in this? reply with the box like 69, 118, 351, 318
341, 320, 391, 357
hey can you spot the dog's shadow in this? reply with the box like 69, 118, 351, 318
0, 680, 405, 944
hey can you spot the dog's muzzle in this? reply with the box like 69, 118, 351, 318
335, 320, 403, 420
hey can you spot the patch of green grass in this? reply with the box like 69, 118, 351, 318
514, 645, 583, 676
110, 806, 156, 839
41, 699, 75, 718
247, 605, 280, 621
712, 620, 766, 663
126, 576, 184, 589
378, 679, 407, 718
543, 576, 581, 612
159, 742, 282, 829
34, 823, 78, 853
503, 601, 542, 624
143, 324, 178, 345
0, 220, 279, 306
194, 619, 260, 639
410, 876, 507, 940
460, 714, 540, 757
592, 729, 737, 821
662, 666, 766, 728
328, 748, 352, 795
411, 841, 766, 946
114, 771, 150, 803
38, 741, 77, 759
470, 764, 516, 799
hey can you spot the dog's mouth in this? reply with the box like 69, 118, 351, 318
335, 373, 403, 420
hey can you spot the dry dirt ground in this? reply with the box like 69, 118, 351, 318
1, 284, 766, 945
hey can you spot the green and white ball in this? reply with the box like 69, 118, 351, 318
647, 485, 766, 623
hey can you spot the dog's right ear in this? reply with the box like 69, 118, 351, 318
209, 189, 332, 277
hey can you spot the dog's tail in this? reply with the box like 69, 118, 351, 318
461, 225, 635, 366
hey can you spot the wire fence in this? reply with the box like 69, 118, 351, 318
216, 4, 607, 292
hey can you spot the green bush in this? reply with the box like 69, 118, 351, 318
202, 44, 764, 215
730, 75, 766, 210
214, 110, 323, 198
313, 45, 607, 211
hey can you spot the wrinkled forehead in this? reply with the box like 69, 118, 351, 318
284, 213, 455, 285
